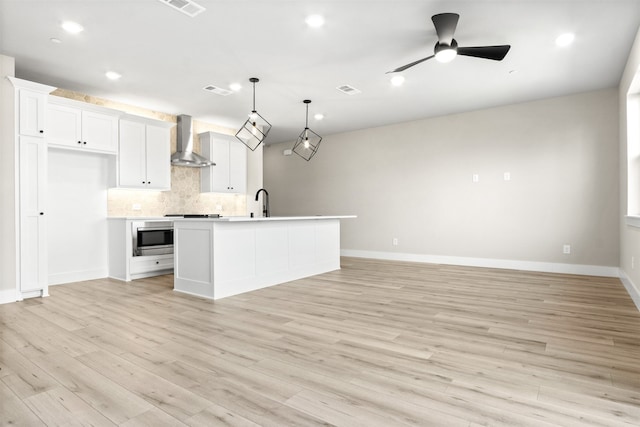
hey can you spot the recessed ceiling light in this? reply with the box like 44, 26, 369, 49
555, 32, 575, 47
305, 14, 325, 28
390, 75, 405, 86
61, 21, 84, 34
49, 38, 61, 44
105, 71, 122, 80
229, 82, 242, 91
314, 113, 324, 121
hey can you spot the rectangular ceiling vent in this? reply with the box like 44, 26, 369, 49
158, 0, 205, 18
336, 84, 361, 95
203, 85, 233, 96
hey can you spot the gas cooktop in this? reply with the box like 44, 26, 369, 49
164, 214, 221, 218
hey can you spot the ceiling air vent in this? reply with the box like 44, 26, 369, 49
203, 85, 232, 96
336, 84, 361, 95
157, 0, 205, 17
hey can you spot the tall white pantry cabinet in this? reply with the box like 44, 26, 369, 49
8, 77, 56, 300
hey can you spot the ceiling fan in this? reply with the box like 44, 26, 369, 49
387, 13, 511, 73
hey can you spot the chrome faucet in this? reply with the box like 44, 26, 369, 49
255, 188, 270, 217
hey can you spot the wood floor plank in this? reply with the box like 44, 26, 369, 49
0, 379, 46, 426
23, 386, 116, 426
76, 350, 212, 422
30, 351, 153, 424
0, 339, 59, 399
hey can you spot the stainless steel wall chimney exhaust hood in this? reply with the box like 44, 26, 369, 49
171, 114, 215, 167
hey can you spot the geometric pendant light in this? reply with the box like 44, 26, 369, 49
292, 99, 322, 161
235, 77, 272, 151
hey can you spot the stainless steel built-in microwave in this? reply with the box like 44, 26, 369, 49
132, 220, 174, 256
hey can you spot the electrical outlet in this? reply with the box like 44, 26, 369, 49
392, 237, 399, 246
563, 244, 571, 254
132, 203, 141, 211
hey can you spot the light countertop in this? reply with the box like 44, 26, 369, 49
173, 215, 357, 222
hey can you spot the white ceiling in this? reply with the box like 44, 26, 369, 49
2, 0, 640, 144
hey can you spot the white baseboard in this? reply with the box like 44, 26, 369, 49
49, 268, 108, 286
340, 249, 620, 278
0, 288, 17, 305
618, 270, 640, 311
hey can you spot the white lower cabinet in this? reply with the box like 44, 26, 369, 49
19, 136, 48, 295
130, 254, 174, 275
107, 218, 174, 281
200, 131, 247, 194
118, 117, 172, 190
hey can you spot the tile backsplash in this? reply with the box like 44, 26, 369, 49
52, 88, 248, 217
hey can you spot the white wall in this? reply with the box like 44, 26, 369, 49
619, 25, 640, 309
47, 149, 110, 284
0, 55, 17, 303
265, 89, 619, 276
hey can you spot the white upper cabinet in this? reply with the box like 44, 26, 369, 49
117, 116, 172, 190
47, 96, 120, 154
200, 131, 247, 194
18, 90, 47, 137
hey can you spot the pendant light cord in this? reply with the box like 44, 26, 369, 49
305, 102, 309, 128
252, 80, 256, 111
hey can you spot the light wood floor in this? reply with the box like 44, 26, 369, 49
1, 257, 640, 426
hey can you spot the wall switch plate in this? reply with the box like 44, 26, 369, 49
472, 174, 479, 183
504, 172, 511, 181
132, 203, 142, 211
563, 244, 571, 254
283, 149, 293, 156
392, 237, 399, 246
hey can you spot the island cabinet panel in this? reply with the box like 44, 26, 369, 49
173, 218, 346, 300
174, 225, 214, 298
255, 224, 289, 276
215, 226, 256, 283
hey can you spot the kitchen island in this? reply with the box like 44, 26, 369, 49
173, 215, 356, 300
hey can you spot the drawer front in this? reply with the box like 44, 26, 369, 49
130, 255, 174, 274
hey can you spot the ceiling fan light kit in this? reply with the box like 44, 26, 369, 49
388, 12, 511, 73
235, 77, 272, 151
292, 100, 322, 161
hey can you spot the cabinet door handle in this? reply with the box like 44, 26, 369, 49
156, 261, 159, 264
39, 130, 44, 134
142, 181, 146, 184
83, 141, 87, 145
39, 212, 44, 215
77, 141, 82, 144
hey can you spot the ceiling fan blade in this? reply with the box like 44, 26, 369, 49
457, 45, 511, 61
386, 55, 435, 73
431, 13, 459, 44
